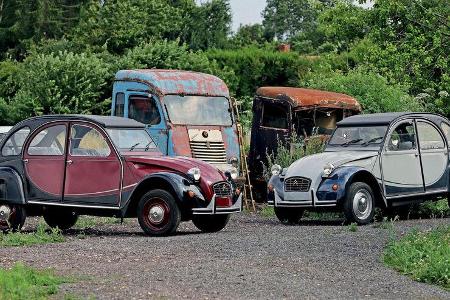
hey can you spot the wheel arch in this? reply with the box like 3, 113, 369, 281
347, 169, 386, 208
123, 173, 186, 217
0, 167, 26, 204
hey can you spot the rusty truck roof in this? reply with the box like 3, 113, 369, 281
256, 87, 361, 111
115, 69, 229, 97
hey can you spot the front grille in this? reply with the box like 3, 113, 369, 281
190, 141, 227, 164
284, 177, 311, 192
213, 181, 232, 197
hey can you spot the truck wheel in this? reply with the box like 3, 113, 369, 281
0, 204, 26, 232
343, 182, 375, 225
43, 208, 78, 230
137, 189, 181, 236
192, 215, 231, 233
274, 207, 304, 225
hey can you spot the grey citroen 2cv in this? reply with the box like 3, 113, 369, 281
268, 112, 450, 225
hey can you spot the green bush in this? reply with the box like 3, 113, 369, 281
304, 69, 425, 113
4, 51, 110, 123
384, 226, 450, 290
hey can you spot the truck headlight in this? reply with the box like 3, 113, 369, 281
323, 163, 335, 177
271, 164, 282, 176
188, 167, 201, 181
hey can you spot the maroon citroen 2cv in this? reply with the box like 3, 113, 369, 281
0, 115, 241, 236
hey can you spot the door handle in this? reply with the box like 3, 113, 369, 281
66, 160, 73, 165
23, 159, 28, 164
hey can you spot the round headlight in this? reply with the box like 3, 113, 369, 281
323, 163, 335, 177
229, 157, 239, 168
188, 167, 201, 181
271, 164, 282, 176
229, 167, 238, 180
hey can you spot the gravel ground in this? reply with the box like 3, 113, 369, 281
0, 213, 449, 300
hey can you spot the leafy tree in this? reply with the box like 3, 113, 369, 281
230, 24, 267, 48
262, 0, 319, 41
185, 0, 232, 50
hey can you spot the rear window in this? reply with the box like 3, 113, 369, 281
1, 127, 31, 156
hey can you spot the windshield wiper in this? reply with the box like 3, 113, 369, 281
341, 138, 363, 147
362, 136, 384, 146
129, 143, 140, 151
144, 141, 154, 151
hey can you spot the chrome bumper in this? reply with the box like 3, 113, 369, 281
192, 194, 242, 215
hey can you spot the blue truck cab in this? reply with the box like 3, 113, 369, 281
111, 69, 240, 173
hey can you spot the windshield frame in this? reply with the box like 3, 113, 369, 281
106, 127, 157, 153
163, 94, 234, 126
327, 125, 388, 150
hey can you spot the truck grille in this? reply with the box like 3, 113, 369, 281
213, 182, 232, 197
284, 177, 311, 192
190, 141, 227, 164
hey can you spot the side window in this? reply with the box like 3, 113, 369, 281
388, 121, 416, 151
417, 121, 445, 150
128, 96, 161, 125
440, 122, 450, 143
70, 124, 111, 157
114, 93, 125, 117
1, 127, 31, 156
28, 125, 66, 156
262, 102, 288, 129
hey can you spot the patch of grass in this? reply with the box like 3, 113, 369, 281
304, 211, 343, 221
417, 199, 450, 218
384, 226, 450, 290
0, 263, 67, 299
373, 216, 398, 230
258, 205, 275, 218
0, 223, 65, 247
74, 216, 126, 229
347, 223, 358, 232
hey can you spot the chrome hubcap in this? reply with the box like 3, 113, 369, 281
0, 205, 11, 222
148, 205, 165, 224
353, 190, 372, 220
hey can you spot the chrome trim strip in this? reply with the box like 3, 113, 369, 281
192, 193, 242, 215
386, 189, 448, 200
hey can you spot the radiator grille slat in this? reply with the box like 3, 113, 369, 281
284, 177, 311, 192
190, 141, 227, 164
213, 182, 232, 197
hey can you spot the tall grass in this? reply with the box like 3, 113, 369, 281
0, 223, 65, 247
384, 226, 450, 290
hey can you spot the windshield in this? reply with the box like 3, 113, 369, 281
328, 126, 388, 147
164, 95, 232, 126
106, 128, 156, 152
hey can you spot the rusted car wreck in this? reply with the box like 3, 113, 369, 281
248, 87, 362, 198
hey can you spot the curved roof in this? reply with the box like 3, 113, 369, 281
115, 69, 229, 97
17, 115, 145, 129
337, 112, 448, 126
256, 87, 361, 111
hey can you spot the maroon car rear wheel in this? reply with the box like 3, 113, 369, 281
137, 189, 181, 236
0, 204, 26, 232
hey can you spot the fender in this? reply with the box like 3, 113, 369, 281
122, 172, 204, 212
317, 166, 386, 207
0, 167, 26, 204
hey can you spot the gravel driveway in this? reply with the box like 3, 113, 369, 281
0, 213, 449, 300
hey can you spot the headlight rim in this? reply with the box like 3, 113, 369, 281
271, 164, 282, 176
187, 167, 201, 181
323, 163, 335, 177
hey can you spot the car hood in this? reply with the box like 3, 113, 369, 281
124, 155, 226, 184
285, 151, 378, 180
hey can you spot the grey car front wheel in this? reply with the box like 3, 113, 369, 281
343, 182, 375, 225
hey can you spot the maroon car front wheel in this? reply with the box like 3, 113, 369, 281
137, 189, 181, 236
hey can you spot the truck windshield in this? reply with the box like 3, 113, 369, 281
328, 126, 388, 147
164, 95, 232, 126
106, 128, 156, 152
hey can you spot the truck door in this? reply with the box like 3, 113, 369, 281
126, 92, 168, 154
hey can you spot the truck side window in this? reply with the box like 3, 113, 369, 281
262, 103, 288, 129
128, 96, 161, 125
114, 93, 125, 117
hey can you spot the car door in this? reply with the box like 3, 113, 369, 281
381, 119, 424, 196
126, 92, 168, 154
416, 120, 448, 192
64, 122, 122, 206
23, 123, 68, 202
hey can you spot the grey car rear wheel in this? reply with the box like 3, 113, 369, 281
343, 182, 375, 225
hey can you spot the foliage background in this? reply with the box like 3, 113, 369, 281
0, 0, 448, 126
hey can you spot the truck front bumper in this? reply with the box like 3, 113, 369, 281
192, 193, 242, 215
